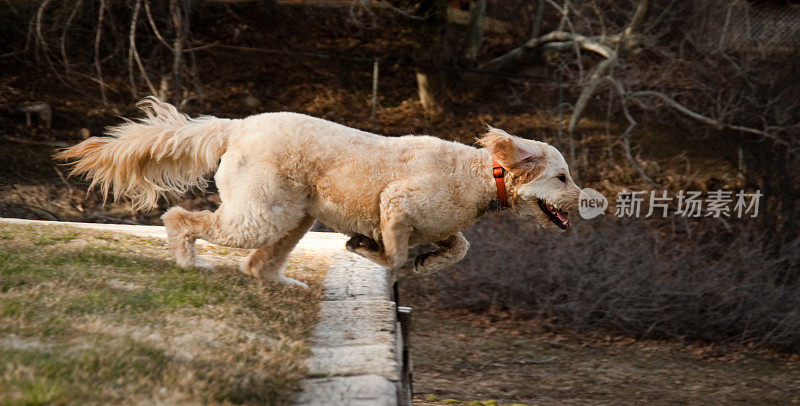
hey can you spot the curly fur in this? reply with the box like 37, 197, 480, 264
55, 97, 231, 210
56, 97, 581, 287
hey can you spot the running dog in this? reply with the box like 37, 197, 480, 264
56, 97, 581, 288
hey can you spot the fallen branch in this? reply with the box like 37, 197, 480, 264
2, 135, 68, 148
462, 30, 614, 96
477, 30, 614, 74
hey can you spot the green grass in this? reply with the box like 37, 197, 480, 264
0, 222, 328, 405
34, 231, 78, 246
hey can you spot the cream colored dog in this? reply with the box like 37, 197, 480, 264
57, 97, 581, 288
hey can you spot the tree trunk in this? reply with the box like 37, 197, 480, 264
465, 0, 486, 62
416, 70, 444, 116
412, 0, 448, 116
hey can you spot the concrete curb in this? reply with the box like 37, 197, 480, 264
0, 218, 348, 252
294, 253, 402, 405
0, 218, 406, 405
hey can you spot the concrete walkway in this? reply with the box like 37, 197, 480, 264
0, 218, 403, 406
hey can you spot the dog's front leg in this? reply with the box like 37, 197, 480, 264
346, 214, 411, 270
413, 232, 470, 275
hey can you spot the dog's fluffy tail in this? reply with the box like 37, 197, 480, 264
55, 96, 232, 211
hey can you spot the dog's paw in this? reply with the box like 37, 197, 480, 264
413, 251, 432, 268
193, 257, 215, 270
412, 252, 440, 275
175, 256, 194, 269
281, 277, 309, 289
346, 234, 381, 253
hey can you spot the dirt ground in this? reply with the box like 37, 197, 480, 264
404, 304, 800, 405
405, 305, 800, 406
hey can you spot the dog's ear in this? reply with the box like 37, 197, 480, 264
477, 126, 547, 178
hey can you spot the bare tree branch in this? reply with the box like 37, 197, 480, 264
623, 0, 649, 40
59, 0, 81, 73
93, 0, 107, 106
568, 55, 616, 134
34, 0, 52, 60
553, 0, 570, 31
144, 0, 174, 51
181, 0, 204, 104
628, 90, 788, 146
131, 2, 158, 96
531, 0, 545, 38
605, 76, 657, 186
128, 0, 142, 98
645, 0, 678, 34
170, 0, 183, 104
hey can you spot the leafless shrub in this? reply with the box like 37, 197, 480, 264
20, 0, 203, 106
416, 213, 800, 351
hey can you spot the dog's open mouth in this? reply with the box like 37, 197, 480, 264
537, 199, 570, 229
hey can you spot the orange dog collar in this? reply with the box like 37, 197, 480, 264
492, 159, 509, 209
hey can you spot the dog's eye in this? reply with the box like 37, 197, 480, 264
557, 174, 567, 183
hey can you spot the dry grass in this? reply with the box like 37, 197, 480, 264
0, 222, 327, 405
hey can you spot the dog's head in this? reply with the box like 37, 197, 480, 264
478, 127, 581, 231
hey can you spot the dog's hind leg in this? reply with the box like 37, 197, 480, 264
162, 195, 309, 265
162, 170, 311, 274
162, 207, 217, 269
162, 203, 311, 274
412, 232, 470, 275
240, 215, 315, 288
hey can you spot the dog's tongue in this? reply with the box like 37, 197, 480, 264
556, 210, 570, 227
